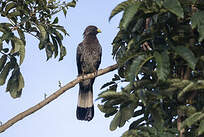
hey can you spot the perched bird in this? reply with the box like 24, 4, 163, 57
76, 25, 102, 121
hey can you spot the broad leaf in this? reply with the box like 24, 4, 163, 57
59, 46, 66, 61
0, 62, 12, 85
100, 81, 115, 90
52, 17, 59, 24
110, 111, 121, 131
181, 112, 204, 129
154, 51, 170, 81
0, 55, 7, 72
173, 46, 197, 70
109, 0, 135, 21
163, 0, 184, 18
5, 2, 16, 14
45, 43, 53, 60
120, 2, 140, 30
128, 55, 153, 83
191, 11, 204, 29
198, 120, 204, 136
6, 68, 24, 98
191, 11, 204, 42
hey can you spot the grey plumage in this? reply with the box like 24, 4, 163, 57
76, 25, 102, 121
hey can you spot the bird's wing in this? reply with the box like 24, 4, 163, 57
76, 42, 83, 75
95, 44, 102, 70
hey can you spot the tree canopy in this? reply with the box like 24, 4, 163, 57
0, 0, 76, 98
98, 0, 204, 136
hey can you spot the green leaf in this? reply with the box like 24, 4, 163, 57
120, 2, 140, 30
19, 39, 25, 65
18, 72, 24, 91
0, 62, 12, 86
0, 42, 2, 51
110, 111, 121, 131
67, 0, 76, 8
191, 11, 204, 42
0, 55, 7, 72
163, 0, 184, 18
2, 48, 9, 53
198, 120, 204, 136
109, 0, 135, 21
97, 91, 128, 100
38, 24, 47, 42
154, 51, 170, 81
5, 2, 16, 14
198, 25, 204, 42
129, 117, 146, 129
100, 81, 115, 90
191, 11, 204, 29
45, 43, 53, 60
6, 68, 24, 98
38, 25, 48, 50
173, 46, 197, 70
112, 74, 121, 81
128, 55, 153, 83
59, 46, 66, 61
51, 35, 58, 58
62, 7, 67, 17
181, 112, 204, 129
54, 25, 68, 35
17, 29, 25, 44
12, 37, 25, 65
52, 17, 58, 24
97, 104, 118, 117
119, 104, 136, 127
177, 82, 194, 101
7, 11, 21, 18
155, 0, 163, 8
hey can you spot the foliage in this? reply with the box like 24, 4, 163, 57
0, 0, 76, 98
98, 0, 204, 136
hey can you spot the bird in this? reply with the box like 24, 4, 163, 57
76, 25, 102, 121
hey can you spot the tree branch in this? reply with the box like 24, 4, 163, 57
0, 64, 118, 133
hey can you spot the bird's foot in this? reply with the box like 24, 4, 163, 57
94, 71, 98, 76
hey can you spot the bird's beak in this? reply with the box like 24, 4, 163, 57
97, 28, 102, 33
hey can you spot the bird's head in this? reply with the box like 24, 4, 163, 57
83, 25, 101, 38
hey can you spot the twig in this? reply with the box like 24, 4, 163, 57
0, 64, 118, 133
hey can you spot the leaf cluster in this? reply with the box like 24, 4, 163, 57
98, 0, 204, 136
0, 0, 76, 98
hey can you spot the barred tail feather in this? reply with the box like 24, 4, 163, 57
76, 84, 94, 121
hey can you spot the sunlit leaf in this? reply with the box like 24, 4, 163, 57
181, 112, 204, 129
0, 55, 7, 72
198, 120, 204, 136
0, 62, 12, 85
110, 111, 121, 131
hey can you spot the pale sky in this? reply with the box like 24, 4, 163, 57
0, 0, 130, 137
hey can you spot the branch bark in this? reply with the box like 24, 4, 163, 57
0, 64, 118, 133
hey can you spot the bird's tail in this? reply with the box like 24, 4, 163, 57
76, 80, 94, 121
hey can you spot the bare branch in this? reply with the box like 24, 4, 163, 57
0, 64, 118, 133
